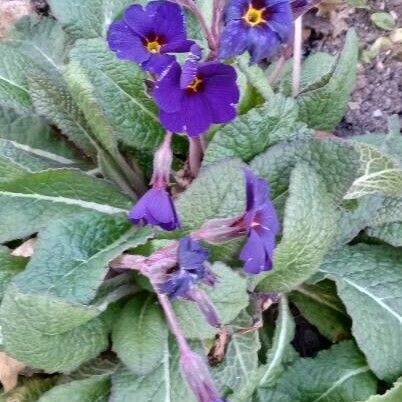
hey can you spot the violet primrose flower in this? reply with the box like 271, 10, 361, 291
219, 0, 293, 63
153, 46, 240, 137
129, 133, 180, 231
239, 169, 280, 274
107, 1, 193, 74
160, 236, 214, 298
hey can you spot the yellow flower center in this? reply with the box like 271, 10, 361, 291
187, 76, 203, 93
146, 39, 162, 53
243, 4, 266, 27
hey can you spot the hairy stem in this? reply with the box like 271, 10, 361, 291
292, 16, 303, 97
189, 136, 203, 177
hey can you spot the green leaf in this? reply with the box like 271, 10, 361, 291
212, 311, 261, 395
297, 30, 358, 131
47, 0, 134, 40
0, 138, 83, 172
110, 338, 196, 402
66, 39, 164, 152
38, 376, 111, 402
0, 247, 26, 299
321, 245, 402, 381
280, 52, 336, 96
15, 212, 151, 304
345, 0, 368, 8
204, 95, 308, 165
0, 44, 32, 113
290, 281, 351, 341
250, 138, 362, 204
0, 169, 132, 242
233, 297, 295, 402
366, 222, 402, 246
0, 287, 109, 372
0, 154, 27, 183
255, 341, 376, 402
112, 294, 168, 376
0, 107, 86, 164
176, 159, 246, 230
257, 164, 338, 292
371, 12, 395, 31
0, 215, 150, 372
358, 378, 402, 402
174, 262, 249, 339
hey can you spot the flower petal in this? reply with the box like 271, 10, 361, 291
268, 1, 293, 41
240, 229, 267, 274
153, 63, 184, 113
142, 53, 175, 74
107, 20, 150, 64
124, 4, 154, 37
218, 20, 249, 60
162, 39, 194, 53
247, 25, 281, 63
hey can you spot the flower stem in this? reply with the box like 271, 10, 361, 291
175, 0, 216, 53
188, 136, 203, 177
211, 0, 225, 49
157, 293, 191, 354
292, 16, 303, 98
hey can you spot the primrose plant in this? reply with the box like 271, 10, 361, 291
0, 0, 401, 401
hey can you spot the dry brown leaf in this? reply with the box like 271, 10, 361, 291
0, 352, 25, 393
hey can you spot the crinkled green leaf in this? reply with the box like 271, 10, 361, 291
250, 138, 362, 203
233, 297, 295, 402
204, 95, 309, 165
358, 378, 402, 402
366, 222, 402, 246
15, 212, 151, 304
174, 262, 249, 339
255, 341, 377, 402
297, 30, 358, 131
0, 247, 26, 299
257, 164, 338, 292
47, 0, 134, 40
0, 107, 86, 164
0, 169, 131, 242
110, 338, 196, 402
212, 311, 261, 395
112, 294, 168, 376
0, 44, 32, 113
290, 281, 351, 341
38, 376, 111, 402
321, 245, 402, 381
66, 39, 164, 153
280, 52, 336, 96
176, 159, 246, 231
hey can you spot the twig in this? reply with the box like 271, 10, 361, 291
292, 16, 303, 97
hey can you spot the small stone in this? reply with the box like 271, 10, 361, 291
373, 109, 383, 118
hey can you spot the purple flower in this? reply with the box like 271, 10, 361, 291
160, 236, 214, 298
153, 46, 240, 137
107, 1, 193, 74
129, 187, 180, 231
219, 0, 293, 63
239, 169, 280, 274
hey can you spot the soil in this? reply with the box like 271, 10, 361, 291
304, 0, 402, 135
0, 0, 401, 135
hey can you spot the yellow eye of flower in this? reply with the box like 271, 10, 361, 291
146, 40, 162, 53
243, 4, 266, 27
187, 76, 203, 92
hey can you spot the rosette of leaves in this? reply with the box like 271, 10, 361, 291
0, 1, 400, 401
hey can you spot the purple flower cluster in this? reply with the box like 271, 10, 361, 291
160, 236, 215, 298
219, 0, 295, 63
108, 1, 239, 137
